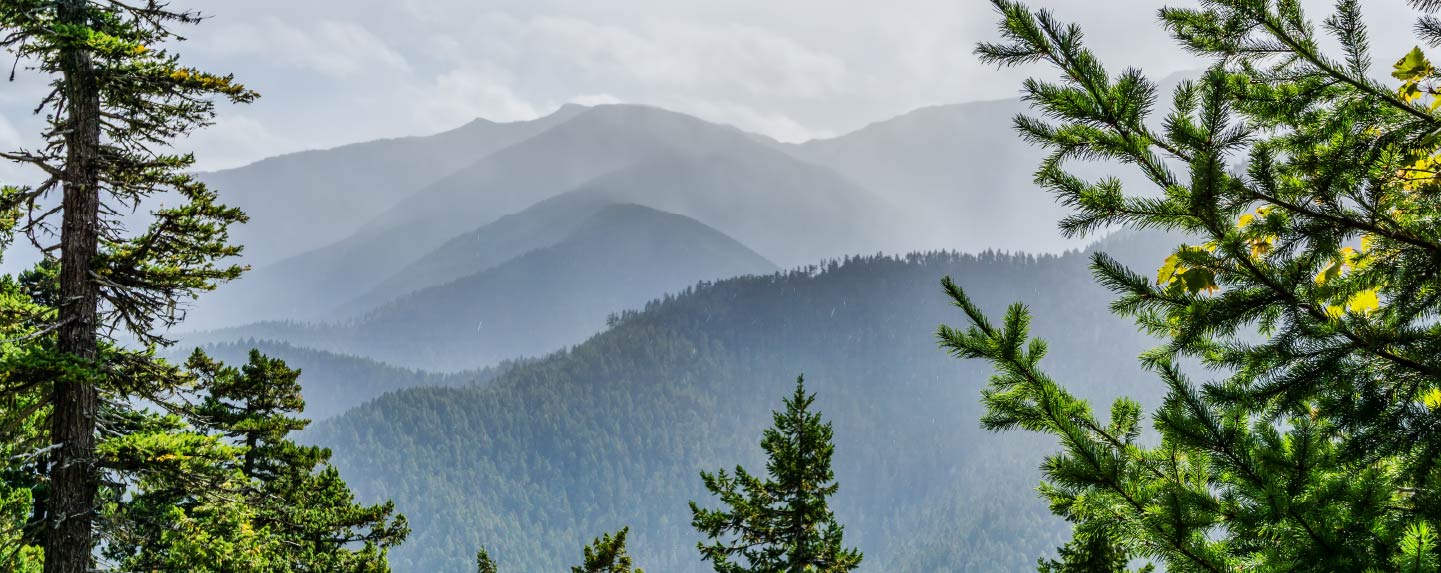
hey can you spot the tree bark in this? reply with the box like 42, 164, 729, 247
45, 0, 103, 570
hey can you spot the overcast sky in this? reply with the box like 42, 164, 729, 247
0, 0, 1424, 176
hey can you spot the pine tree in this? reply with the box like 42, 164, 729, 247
0, 3, 255, 571
1036, 527, 1142, 573
190, 350, 307, 481
572, 527, 644, 573
941, 0, 1441, 570
476, 548, 499, 573
690, 376, 862, 573
183, 350, 409, 572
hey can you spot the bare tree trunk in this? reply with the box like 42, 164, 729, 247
45, 0, 102, 570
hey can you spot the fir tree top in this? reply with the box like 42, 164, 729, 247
691, 376, 862, 573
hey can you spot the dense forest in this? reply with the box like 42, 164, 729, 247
187, 340, 497, 420
310, 232, 1176, 572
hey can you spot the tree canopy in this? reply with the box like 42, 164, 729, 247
942, 0, 1441, 570
690, 376, 862, 573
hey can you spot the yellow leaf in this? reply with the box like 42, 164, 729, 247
1237, 213, 1255, 228
1157, 252, 1183, 285
1423, 388, 1441, 410
1249, 235, 1276, 257
1402, 82, 1425, 103
1394, 46, 1433, 82
1346, 288, 1381, 315
1315, 258, 1344, 285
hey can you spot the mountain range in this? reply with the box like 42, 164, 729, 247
309, 230, 1176, 573
191, 203, 777, 371
165, 94, 1179, 572
180, 98, 1119, 377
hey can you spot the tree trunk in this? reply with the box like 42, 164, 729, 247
45, 0, 103, 570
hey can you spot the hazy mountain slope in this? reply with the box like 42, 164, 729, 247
200, 104, 587, 267
180, 340, 494, 420
786, 98, 1084, 255
308, 231, 1179, 573
562, 146, 904, 267
334, 145, 904, 319
190, 104, 870, 329
784, 74, 1196, 257
331, 192, 617, 319
194, 204, 780, 371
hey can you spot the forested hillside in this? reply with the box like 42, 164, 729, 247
310, 231, 1177, 572
189, 340, 496, 419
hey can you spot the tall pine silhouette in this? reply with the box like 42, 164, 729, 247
0, 3, 254, 571
690, 376, 862, 573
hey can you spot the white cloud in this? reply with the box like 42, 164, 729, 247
0, 115, 19, 149
208, 18, 410, 79
507, 15, 849, 101
569, 94, 624, 107
0, 115, 44, 186
411, 64, 545, 131
182, 115, 294, 171
3, 0, 1420, 168
678, 100, 832, 143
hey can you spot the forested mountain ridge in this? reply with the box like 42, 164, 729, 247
189, 204, 779, 371
309, 231, 1179, 572
183, 340, 497, 420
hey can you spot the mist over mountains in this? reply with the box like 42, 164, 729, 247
175, 96, 1174, 572
183, 98, 1084, 341
183, 96, 1100, 374
191, 203, 777, 371
311, 232, 1174, 572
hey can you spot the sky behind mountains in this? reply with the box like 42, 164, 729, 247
0, 0, 1421, 177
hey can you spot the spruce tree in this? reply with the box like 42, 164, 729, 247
476, 549, 499, 573
690, 376, 861, 573
0, 3, 255, 571
572, 527, 644, 573
1036, 527, 1142, 573
942, 0, 1441, 570
182, 350, 410, 571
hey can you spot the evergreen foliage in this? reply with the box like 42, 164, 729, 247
102, 349, 409, 571
1035, 527, 1143, 573
690, 377, 861, 573
572, 528, 644, 573
0, 2, 256, 571
191, 339, 496, 420
942, 0, 1441, 570
476, 549, 498, 573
